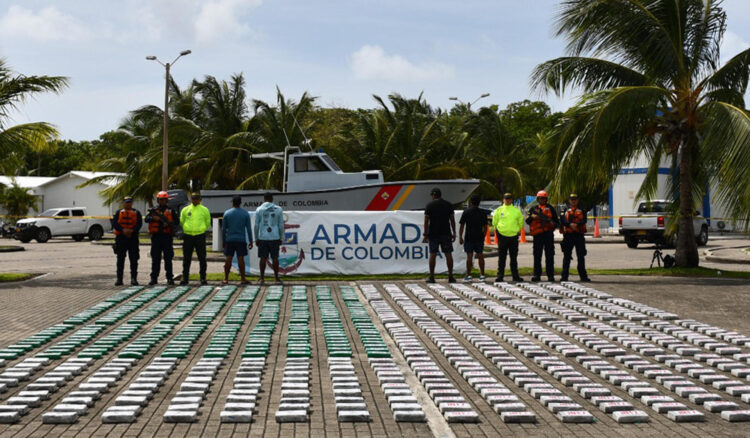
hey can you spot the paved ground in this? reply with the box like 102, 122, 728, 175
0, 239, 749, 437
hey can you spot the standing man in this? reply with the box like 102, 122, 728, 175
254, 193, 285, 285
492, 192, 524, 283
145, 191, 178, 285
459, 194, 487, 282
423, 188, 456, 284
560, 194, 591, 282
112, 196, 142, 286
526, 190, 559, 282
180, 192, 211, 285
222, 196, 253, 285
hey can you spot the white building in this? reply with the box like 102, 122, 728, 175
1, 171, 148, 218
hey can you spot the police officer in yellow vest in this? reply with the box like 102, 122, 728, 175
492, 193, 524, 282
560, 193, 591, 282
112, 196, 142, 286
180, 192, 212, 285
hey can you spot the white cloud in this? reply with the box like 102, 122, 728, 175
0, 5, 92, 42
350, 45, 455, 82
195, 0, 263, 44
720, 30, 750, 64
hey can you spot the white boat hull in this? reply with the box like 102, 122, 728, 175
200, 179, 478, 215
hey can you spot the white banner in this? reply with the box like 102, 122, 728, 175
229, 210, 467, 276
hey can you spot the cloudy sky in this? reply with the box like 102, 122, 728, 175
1, 0, 749, 140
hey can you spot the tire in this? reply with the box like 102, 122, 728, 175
19, 238, 31, 243
73, 235, 85, 242
88, 225, 104, 241
696, 226, 708, 246
626, 236, 639, 248
35, 227, 51, 243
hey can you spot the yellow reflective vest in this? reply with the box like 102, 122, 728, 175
492, 204, 524, 237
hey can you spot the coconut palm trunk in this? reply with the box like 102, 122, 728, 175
676, 140, 699, 266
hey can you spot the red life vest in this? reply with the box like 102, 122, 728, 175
148, 208, 174, 234
114, 209, 138, 235
529, 205, 555, 236
562, 208, 587, 234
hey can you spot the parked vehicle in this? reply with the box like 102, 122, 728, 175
13, 207, 111, 243
0, 220, 13, 238
619, 200, 708, 248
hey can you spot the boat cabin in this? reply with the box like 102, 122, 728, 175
285, 151, 383, 192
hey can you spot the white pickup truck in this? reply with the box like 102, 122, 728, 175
619, 200, 709, 248
13, 207, 111, 243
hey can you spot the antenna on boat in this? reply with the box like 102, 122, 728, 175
281, 128, 291, 147
290, 111, 312, 151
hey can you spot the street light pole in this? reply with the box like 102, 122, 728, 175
449, 92, 490, 111
146, 50, 192, 191
162, 62, 170, 192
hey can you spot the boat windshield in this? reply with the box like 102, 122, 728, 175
320, 154, 341, 171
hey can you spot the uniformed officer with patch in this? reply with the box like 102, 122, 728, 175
254, 193, 285, 285
560, 193, 591, 282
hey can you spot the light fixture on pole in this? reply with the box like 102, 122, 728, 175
449, 92, 490, 111
146, 49, 192, 191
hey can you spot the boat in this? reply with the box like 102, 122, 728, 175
169, 146, 479, 215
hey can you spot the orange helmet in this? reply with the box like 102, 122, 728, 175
157, 191, 169, 199
536, 190, 548, 198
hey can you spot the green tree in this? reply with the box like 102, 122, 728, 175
171, 74, 258, 190
462, 107, 537, 199
0, 181, 39, 224
22, 140, 99, 176
89, 109, 163, 205
0, 59, 68, 175
337, 93, 465, 181
500, 100, 561, 145
240, 88, 318, 189
532, 0, 750, 267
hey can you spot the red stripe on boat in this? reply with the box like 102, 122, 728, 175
365, 185, 402, 210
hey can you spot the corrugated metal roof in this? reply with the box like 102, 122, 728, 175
36, 171, 125, 188
0, 176, 55, 188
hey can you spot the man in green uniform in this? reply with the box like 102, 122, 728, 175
179, 192, 211, 285
492, 193, 524, 282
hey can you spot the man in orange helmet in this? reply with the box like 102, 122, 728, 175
526, 190, 559, 282
560, 193, 591, 282
145, 191, 178, 285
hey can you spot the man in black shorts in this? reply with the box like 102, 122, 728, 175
459, 194, 487, 282
254, 193, 285, 285
423, 187, 456, 283
222, 196, 253, 284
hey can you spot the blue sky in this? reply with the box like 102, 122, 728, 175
1, 0, 749, 140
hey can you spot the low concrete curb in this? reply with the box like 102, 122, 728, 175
0, 245, 24, 253
704, 246, 750, 265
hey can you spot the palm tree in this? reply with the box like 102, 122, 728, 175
0, 59, 68, 175
336, 93, 466, 181
532, 0, 750, 267
0, 181, 39, 224
88, 109, 163, 204
462, 107, 536, 199
240, 88, 318, 189
171, 74, 259, 189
